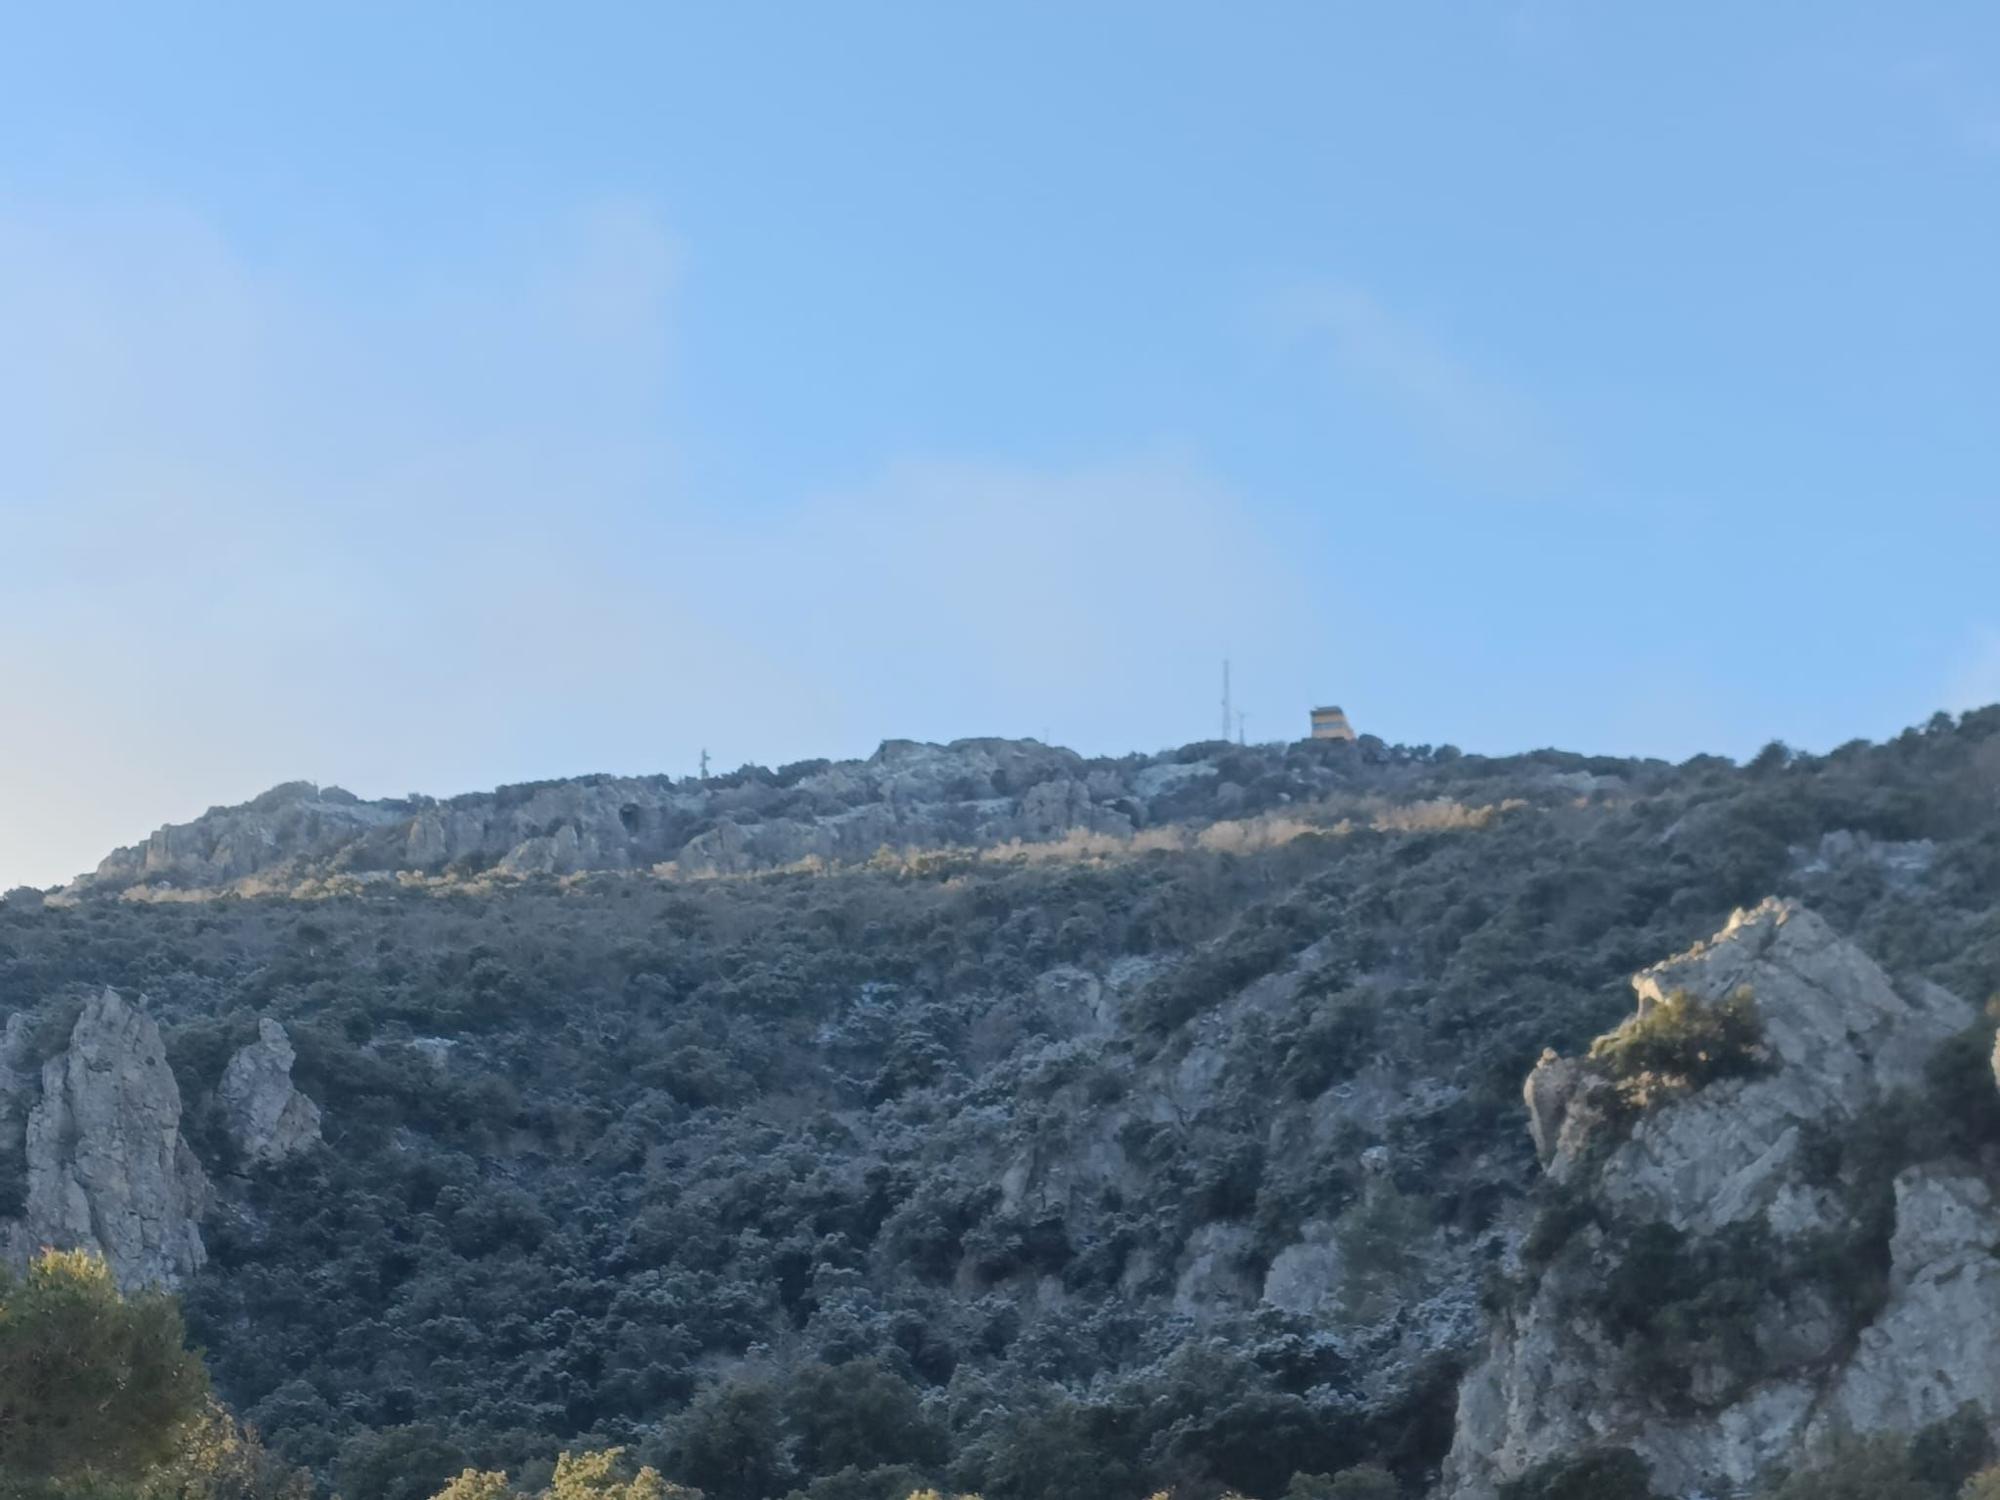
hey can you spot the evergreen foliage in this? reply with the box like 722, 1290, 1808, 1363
4, 711, 2000, 1499
0, 1250, 210, 1496
1589, 987, 1765, 1109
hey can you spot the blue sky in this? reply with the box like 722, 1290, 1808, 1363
4, 3, 2000, 887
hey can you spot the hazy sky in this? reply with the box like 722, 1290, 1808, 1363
5, 4, 2000, 889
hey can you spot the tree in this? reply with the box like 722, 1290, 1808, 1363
784, 1361, 946, 1478
0, 1249, 211, 1495
432, 1477, 515, 1500
337, 1425, 469, 1500
138, 1401, 314, 1500
547, 1450, 672, 1500
659, 1382, 789, 1500
429, 1451, 694, 1500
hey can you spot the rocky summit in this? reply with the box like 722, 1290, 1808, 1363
6, 710, 2000, 1500
67, 734, 1424, 894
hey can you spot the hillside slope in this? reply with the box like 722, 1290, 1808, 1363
4, 712, 2000, 1500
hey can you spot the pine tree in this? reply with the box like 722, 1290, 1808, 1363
0, 1250, 211, 1496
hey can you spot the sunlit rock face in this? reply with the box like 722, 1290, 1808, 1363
2, 988, 211, 1289
1444, 900, 1986, 1500
220, 1018, 322, 1165
67, 735, 1403, 894
1546, 900, 1965, 1229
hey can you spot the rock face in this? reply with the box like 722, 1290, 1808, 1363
67, 735, 1417, 894
219, 1019, 322, 1164
1825, 1169, 2000, 1435
1, 989, 211, 1289
1445, 899, 1981, 1499
1523, 1049, 1594, 1167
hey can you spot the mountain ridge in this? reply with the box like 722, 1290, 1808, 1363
56, 730, 1590, 898
8, 709, 2000, 1500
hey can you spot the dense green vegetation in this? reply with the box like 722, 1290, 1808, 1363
0, 1249, 306, 1500
0, 1250, 211, 1495
5, 711, 2000, 1500
1763, 1407, 1998, 1500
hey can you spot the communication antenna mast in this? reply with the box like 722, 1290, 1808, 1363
1221, 658, 1232, 743
1236, 710, 1248, 745
699, 748, 710, 780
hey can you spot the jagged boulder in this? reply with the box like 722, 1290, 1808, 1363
1547, 899, 1966, 1229
219, 1018, 322, 1164
1444, 900, 1981, 1500
3, 988, 211, 1289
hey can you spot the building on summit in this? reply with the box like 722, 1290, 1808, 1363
1309, 705, 1356, 742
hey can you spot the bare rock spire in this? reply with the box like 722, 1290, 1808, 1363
5, 988, 211, 1289
220, 1018, 323, 1164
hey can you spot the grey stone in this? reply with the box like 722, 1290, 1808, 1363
1443, 901, 1987, 1500
5, 989, 210, 1289
59, 739, 1274, 894
219, 1018, 323, 1164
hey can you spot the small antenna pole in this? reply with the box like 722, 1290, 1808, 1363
699, 747, 710, 780
1236, 710, 1248, 745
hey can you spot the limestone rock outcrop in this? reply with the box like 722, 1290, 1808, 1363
1824, 1169, 2000, 1434
1537, 900, 1965, 1229
1, 988, 211, 1289
1523, 1049, 1595, 1167
219, 1018, 322, 1164
64, 734, 1422, 895
1445, 899, 1984, 1499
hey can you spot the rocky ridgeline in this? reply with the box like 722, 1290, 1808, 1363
1446, 900, 1993, 1498
0, 989, 320, 1288
67, 735, 1414, 894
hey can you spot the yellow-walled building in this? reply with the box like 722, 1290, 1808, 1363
1310, 705, 1356, 742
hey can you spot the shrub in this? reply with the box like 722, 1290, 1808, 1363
1287, 1463, 1401, 1500
1587, 1219, 1777, 1404
338, 1426, 471, 1500
1590, 986, 1764, 1109
1498, 1446, 1658, 1500
1912, 1405, 1995, 1496
1763, 1431, 1940, 1500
